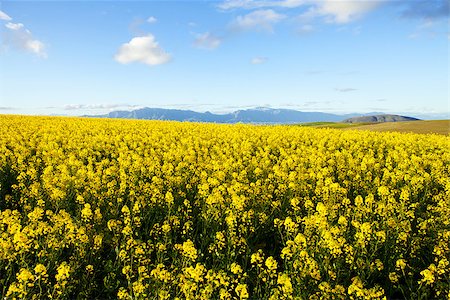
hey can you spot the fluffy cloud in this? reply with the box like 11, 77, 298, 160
301, 0, 382, 24
64, 104, 141, 110
230, 9, 286, 32
5, 22, 24, 30
115, 34, 171, 66
219, 0, 305, 10
3, 22, 47, 58
221, 0, 382, 24
221, 0, 450, 25
219, 0, 255, 10
147, 16, 157, 23
251, 56, 268, 64
335, 87, 357, 92
0, 10, 12, 21
193, 32, 222, 49
219, 0, 259, 10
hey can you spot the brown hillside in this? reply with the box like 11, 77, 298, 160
344, 120, 450, 135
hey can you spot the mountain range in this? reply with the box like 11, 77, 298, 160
89, 107, 386, 124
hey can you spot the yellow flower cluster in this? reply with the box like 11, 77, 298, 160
0, 115, 449, 299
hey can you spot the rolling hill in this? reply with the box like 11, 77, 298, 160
342, 114, 420, 123
344, 120, 450, 135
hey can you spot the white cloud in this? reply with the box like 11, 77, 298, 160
220, 0, 382, 24
114, 34, 171, 66
0, 10, 12, 21
147, 16, 157, 23
408, 19, 447, 39
5, 22, 24, 30
193, 32, 222, 49
64, 104, 141, 110
230, 9, 286, 32
418, 19, 435, 29
302, 0, 382, 24
251, 56, 268, 64
219, 0, 257, 10
335, 87, 357, 92
279, 0, 307, 8
3, 22, 47, 58
219, 0, 306, 10
26, 39, 46, 55
297, 24, 314, 35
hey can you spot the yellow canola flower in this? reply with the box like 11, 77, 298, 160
162, 223, 171, 234
17, 268, 34, 283
251, 250, 265, 266
277, 273, 293, 294
176, 239, 198, 261
235, 283, 249, 299
55, 261, 71, 282
117, 287, 129, 300
86, 265, 94, 273
419, 266, 436, 285
230, 262, 243, 275
0, 115, 448, 300
183, 263, 206, 282
396, 259, 407, 271
34, 264, 47, 275
389, 272, 399, 283
265, 256, 278, 272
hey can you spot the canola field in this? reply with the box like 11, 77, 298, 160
0, 115, 449, 300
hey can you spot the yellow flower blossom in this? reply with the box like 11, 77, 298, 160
176, 239, 198, 261
277, 273, 293, 294
235, 283, 249, 299
0, 115, 448, 300
86, 265, 94, 273
419, 266, 436, 285
230, 262, 243, 275
81, 203, 93, 221
396, 259, 407, 271
34, 264, 47, 276
55, 261, 71, 282
17, 268, 34, 283
265, 256, 278, 272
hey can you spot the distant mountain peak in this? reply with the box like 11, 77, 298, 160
87, 107, 339, 123
86, 107, 419, 124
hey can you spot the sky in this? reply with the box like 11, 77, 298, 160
0, 0, 449, 117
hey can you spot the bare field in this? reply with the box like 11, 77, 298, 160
343, 120, 450, 135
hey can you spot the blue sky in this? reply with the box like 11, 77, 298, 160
0, 0, 448, 117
